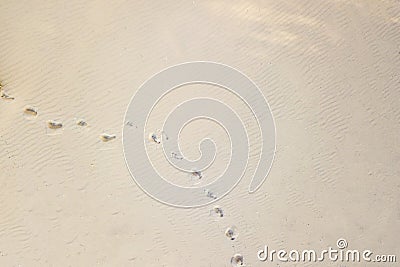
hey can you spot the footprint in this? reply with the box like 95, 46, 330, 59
188, 169, 203, 186
149, 132, 161, 144
230, 254, 244, 266
0, 90, 14, 100
210, 205, 224, 218
24, 106, 38, 116
204, 189, 217, 199
76, 119, 87, 127
100, 133, 116, 142
47, 120, 63, 129
225, 226, 239, 240
191, 170, 202, 179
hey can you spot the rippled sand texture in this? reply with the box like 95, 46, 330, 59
0, 1, 399, 266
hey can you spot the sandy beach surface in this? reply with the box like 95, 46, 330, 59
0, 0, 399, 266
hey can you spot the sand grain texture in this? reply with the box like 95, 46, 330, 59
0, 0, 399, 266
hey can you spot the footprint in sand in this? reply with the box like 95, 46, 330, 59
47, 120, 63, 129
230, 254, 244, 266
23, 105, 38, 117
76, 119, 87, 127
100, 133, 116, 142
210, 205, 224, 218
225, 226, 239, 241
1, 91, 14, 100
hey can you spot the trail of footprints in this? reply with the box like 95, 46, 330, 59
149, 132, 245, 265
3, 80, 245, 266
1, 81, 116, 142
209, 205, 243, 266
142, 117, 246, 266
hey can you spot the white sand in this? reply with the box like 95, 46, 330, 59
0, 1, 399, 266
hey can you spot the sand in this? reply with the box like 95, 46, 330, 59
0, 0, 399, 266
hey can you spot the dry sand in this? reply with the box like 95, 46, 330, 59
0, 0, 399, 266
